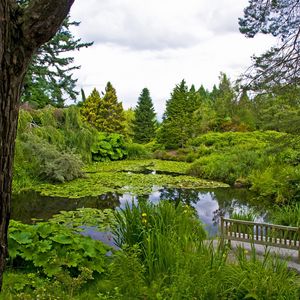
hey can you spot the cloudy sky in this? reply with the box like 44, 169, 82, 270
69, 0, 275, 117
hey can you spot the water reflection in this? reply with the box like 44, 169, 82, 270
12, 187, 267, 236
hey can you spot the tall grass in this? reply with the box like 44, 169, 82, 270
113, 201, 206, 282
271, 203, 300, 227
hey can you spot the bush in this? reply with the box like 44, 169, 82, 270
17, 134, 84, 183
91, 133, 127, 162
125, 143, 151, 159
8, 220, 110, 286
249, 165, 300, 203
188, 150, 263, 185
41, 152, 84, 183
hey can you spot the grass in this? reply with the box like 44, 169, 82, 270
271, 203, 300, 227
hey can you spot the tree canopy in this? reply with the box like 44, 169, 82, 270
21, 15, 92, 108
239, 0, 300, 90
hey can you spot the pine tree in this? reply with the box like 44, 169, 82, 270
158, 80, 200, 149
133, 88, 157, 143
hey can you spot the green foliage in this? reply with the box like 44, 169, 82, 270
14, 107, 97, 190
91, 133, 128, 162
230, 210, 256, 222
81, 83, 126, 134
133, 88, 157, 143
80, 88, 101, 126
8, 220, 109, 280
122, 108, 135, 141
33, 160, 227, 198
158, 80, 201, 149
219, 247, 299, 300
270, 203, 300, 227
126, 143, 152, 159
249, 165, 300, 203
113, 201, 207, 281
187, 131, 300, 203
21, 15, 93, 107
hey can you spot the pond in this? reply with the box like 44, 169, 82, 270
12, 186, 268, 236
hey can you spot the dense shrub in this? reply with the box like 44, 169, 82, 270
91, 133, 127, 162
125, 143, 151, 159
14, 107, 98, 190
15, 134, 84, 183
186, 131, 300, 203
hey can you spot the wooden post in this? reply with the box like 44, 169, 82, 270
220, 216, 224, 248
298, 227, 300, 263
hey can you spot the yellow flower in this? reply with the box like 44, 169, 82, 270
141, 212, 147, 217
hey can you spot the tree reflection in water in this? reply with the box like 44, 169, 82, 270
12, 187, 267, 236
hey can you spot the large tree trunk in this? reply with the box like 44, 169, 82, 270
0, 0, 75, 289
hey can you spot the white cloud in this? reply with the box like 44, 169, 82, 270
69, 0, 276, 118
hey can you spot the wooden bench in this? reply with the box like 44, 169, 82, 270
220, 217, 300, 261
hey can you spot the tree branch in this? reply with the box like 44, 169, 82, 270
21, 0, 75, 51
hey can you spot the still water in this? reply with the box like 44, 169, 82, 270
12, 187, 268, 236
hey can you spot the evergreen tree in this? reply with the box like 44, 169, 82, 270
239, 0, 300, 89
80, 88, 101, 125
97, 82, 125, 134
158, 80, 200, 149
81, 83, 125, 134
133, 88, 157, 143
211, 73, 236, 130
21, 13, 92, 108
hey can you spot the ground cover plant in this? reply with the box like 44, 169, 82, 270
2, 204, 299, 299
31, 160, 228, 198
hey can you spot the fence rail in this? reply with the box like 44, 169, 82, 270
220, 217, 300, 261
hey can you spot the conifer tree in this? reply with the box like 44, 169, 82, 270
133, 88, 157, 143
96, 82, 125, 134
80, 88, 101, 125
20, 9, 92, 108
158, 80, 200, 149
81, 83, 125, 134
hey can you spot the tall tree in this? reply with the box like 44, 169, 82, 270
158, 80, 200, 149
20, 12, 92, 108
211, 73, 239, 131
0, 0, 74, 288
80, 88, 101, 125
239, 0, 300, 90
81, 83, 126, 134
97, 82, 125, 134
133, 88, 157, 143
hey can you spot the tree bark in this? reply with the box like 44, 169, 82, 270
0, 0, 74, 289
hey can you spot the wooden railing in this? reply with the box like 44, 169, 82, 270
220, 217, 300, 261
